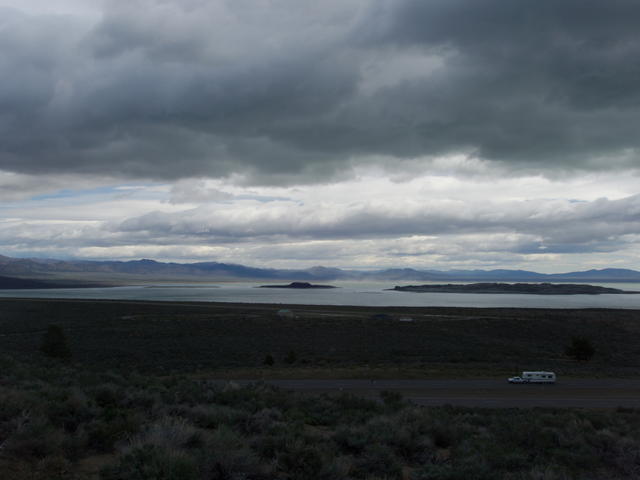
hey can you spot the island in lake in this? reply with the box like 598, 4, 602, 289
390, 282, 640, 295
259, 281, 337, 289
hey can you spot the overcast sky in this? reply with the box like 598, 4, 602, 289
1, 0, 639, 272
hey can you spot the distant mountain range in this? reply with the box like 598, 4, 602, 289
1, 254, 640, 284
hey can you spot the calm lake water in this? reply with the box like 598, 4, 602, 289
1, 281, 640, 309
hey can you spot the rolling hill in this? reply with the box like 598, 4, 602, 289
1, 254, 640, 284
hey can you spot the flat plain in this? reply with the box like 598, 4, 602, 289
2, 297, 639, 379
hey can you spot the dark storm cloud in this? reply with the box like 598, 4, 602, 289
355, 0, 640, 165
1, 0, 639, 183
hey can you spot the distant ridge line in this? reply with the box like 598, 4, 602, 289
1, 254, 639, 282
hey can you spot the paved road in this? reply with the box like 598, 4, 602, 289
226, 379, 640, 408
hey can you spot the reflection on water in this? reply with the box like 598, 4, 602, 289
1, 281, 640, 309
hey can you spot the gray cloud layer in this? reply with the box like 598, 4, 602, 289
113, 194, 640, 255
3, 193, 638, 266
1, 0, 639, 184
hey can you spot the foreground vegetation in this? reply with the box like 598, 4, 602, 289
3, 354, 640, 480
2, 299, 640, 477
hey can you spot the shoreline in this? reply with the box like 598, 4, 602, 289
1, 295, 640, 312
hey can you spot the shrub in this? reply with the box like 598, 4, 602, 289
326, 393, 382, 424
45, 388, 95, 433
126, 417, 202, 451
430, 423, 454, 449
379, 390, 404, 410
263, 354, 275, 366
333, 425, 369, 455
245, 407, 283, 434
352, 443, 403, 479
187, 404, 248, 430
284, 350, 297, 364
3, 414, 65, 460
200, 425, 260, 479
322, 455, 353, 479
91, 383, 121, 408
252, 431, 289, 460
86, 413, 142, 453
276, 441, 324, 480
34, 455, 73, 480
411, 462, 493, 480
565, 336, 596, 362
101, 445, 198, 480
0, 391, 38, 422
0, 455, 74, 480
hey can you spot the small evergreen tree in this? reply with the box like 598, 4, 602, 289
40, 324, 72, 360
565, 336, 595, 362
263, 353, 274, 366
284, 350, 297, 364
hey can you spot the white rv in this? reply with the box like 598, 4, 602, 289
508, 371, 556, 384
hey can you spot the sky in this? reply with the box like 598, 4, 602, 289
1, 0, 640, 272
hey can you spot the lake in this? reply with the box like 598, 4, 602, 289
1, 281, 640, 309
